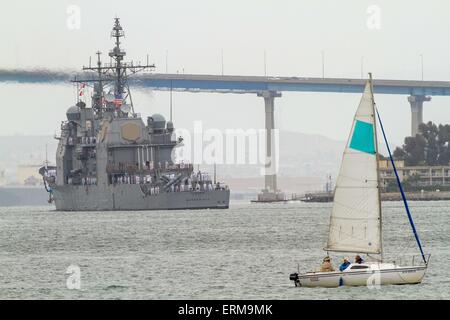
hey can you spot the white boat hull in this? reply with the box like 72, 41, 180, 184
291, 263, 427, 288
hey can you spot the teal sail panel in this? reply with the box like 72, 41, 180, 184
349, 120, 375, 154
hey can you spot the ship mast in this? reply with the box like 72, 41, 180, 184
110, 18, 126, 98
74, 17, 155, 118
93, 50, 104, 117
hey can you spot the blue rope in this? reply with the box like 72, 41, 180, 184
375, 109, 427, 264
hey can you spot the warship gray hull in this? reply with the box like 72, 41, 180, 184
53, 185, 229, 211
40, 18, 230, 212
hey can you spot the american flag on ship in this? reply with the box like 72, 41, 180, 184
113, 93, 123, 106
78, 83, 86, 96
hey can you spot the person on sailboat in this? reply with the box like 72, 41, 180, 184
339, 258, 351, 271
319, 256, 335, 272
355, 255, 364, 264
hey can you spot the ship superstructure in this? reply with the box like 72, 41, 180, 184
40, 18, 229, 211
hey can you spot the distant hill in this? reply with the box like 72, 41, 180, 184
199, 130, 345, 192
0, 135, 58, 183
0, 131, 344, 185
278, 130, 344, 177
0, 135, 57, 164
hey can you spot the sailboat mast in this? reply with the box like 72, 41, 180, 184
368, 73, 384, 261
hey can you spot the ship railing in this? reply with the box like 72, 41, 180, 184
106, 162, 194, 174
139, 184, 220, 195
110, 176, 225, 193
66, 176, 98, 186
106, 167, 192, 175
383, 253, 431, 267
149, 134, 177, 145
79, 137, 97, 145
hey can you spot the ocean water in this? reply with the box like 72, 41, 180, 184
0, 201, 448, 300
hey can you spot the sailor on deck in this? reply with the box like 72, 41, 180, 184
319, 256, 335, 272
355, 255, 364, 264
339, 258, 351, 271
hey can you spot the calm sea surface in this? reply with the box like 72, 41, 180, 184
0, 201, 449, 299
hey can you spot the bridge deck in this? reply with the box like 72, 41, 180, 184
136, 74, 450, 96
2, 69, 450, 96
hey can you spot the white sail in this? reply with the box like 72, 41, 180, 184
325, 81, 382, 254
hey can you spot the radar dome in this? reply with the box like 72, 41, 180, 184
147, 114, 166, 131
66, 105, 80, 121
150, 114, 165, 122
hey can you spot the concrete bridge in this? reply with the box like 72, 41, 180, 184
136, 73, 450, 137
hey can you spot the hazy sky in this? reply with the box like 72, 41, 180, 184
1, 0, 450, 145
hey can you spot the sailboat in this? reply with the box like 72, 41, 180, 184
289, 74, 430, 288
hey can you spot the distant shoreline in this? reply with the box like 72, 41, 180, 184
382, 191, 450, 201
297, 191, 450, 202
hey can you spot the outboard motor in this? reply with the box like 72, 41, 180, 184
289, 273, 300, 287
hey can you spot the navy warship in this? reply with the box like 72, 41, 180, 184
39, 18, 229, 211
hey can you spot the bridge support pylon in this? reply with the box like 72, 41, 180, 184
252, 90, 286, 203
408, 95, 431, 136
